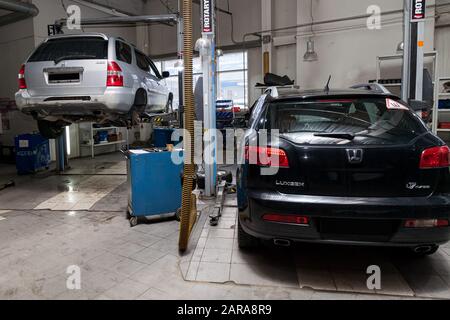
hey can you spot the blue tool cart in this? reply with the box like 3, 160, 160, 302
15, 133, 50, 175
126, 149, 184, 227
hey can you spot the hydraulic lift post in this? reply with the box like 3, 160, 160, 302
199, 0, 218, 198
55, 133, 68, 173
403, 0, 427, 102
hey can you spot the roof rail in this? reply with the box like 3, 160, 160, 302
350, 83, 392, 94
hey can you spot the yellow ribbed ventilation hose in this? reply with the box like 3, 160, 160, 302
179, 0, 197, 252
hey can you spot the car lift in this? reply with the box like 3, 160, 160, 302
196, 0, 232, 226
53, 0, 225, 248
50, 11, 180, 174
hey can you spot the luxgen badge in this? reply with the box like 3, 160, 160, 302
412, 0, 426, 21
202, 0, 213, 33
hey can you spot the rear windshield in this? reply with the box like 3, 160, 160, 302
28, 37, 108, 63
265, 97, 428, 145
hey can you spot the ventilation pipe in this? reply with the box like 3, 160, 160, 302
178, 0, 197, 252
0, 0, 39, 27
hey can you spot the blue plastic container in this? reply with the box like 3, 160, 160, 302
15, 134, 50, 175
98, 131, 109, 143
127, 150, 183, 222
439, 100, 450, 109
153, 128, 176, 148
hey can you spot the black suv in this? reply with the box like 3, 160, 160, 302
237, 87, 450, 256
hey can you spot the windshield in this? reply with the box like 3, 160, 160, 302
265, 97, 428, 145
28, 37, 108, 63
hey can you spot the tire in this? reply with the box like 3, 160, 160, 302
37, 120, 64, 139
134, 89, 148, 108
129, 216, 138, 228
237, 219, 259, 249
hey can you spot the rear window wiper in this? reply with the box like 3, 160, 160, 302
54, 55, 97, 65
314, 133, 355, 140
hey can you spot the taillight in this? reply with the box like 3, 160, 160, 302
263, 214, 310, 225
245, 146, 289, 168
233, 106, 241, 113
419, 146, 450, 169
405, 219, 449, 228
107, 61, 123, 87
18, 64, 27, 89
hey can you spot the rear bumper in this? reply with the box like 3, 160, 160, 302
15, 87, 135, 116
239, 190, 450, 247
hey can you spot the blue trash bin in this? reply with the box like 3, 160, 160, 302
15, 134, 51, 175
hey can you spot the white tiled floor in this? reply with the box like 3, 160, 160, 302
34, 176, 127, 211
1, 155, 449, 300
183, 194, 450, 299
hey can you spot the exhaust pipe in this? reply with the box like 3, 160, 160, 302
413, 245, 434, 254
273, 239, 292, 247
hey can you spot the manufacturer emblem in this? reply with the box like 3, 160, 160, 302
406, 182, 431, 190
275, 180, 305, 188
346, 149, 364, 164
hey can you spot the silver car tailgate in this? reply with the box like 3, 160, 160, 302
26, 60, 108, 97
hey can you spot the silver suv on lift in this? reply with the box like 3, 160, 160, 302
15, 33, 171, 138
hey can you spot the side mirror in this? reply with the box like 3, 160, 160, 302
162, 71, 170, 79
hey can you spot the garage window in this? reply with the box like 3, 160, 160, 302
155, 51, 248, 110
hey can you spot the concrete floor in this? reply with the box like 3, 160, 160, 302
0, 153, 449, 300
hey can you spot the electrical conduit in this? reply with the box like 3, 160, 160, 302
179, 0, 196, 252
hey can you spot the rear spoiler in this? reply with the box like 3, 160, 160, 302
350, 83, 392, 94
45, 33, 109, 42
263, 85, 300, 98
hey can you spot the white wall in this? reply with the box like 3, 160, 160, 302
295, 0, 435, 89
32, 0, 145, 46
0, 17, 37, 145
145, 0, 261, 56
264, 0, 435, 90
143, 0, 436, 100
435, 0, 450, 78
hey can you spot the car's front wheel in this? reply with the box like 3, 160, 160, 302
238, 219, 259, 249
37, 120, 65, 139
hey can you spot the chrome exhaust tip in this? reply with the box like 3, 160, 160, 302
273, 239, 291, 247
413, 245, 433, 254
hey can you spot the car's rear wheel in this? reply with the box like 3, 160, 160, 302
37, 120, 65, 139
238, 219, 259, 249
